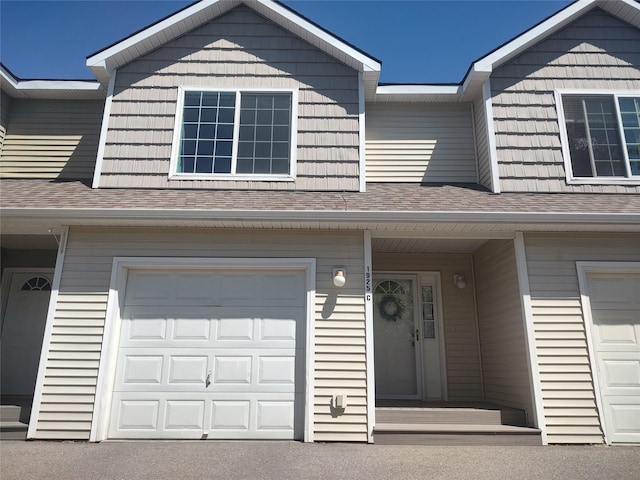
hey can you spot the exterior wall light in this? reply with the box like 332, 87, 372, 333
333, 268, 347, 287
453, 274, 466, 290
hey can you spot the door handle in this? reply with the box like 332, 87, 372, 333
206, 371, 212, 387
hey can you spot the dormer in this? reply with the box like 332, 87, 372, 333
87, 0, 380, 192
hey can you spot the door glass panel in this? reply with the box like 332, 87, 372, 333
421, 285, 436, 339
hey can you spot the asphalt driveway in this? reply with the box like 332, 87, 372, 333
1, 441, 639, 480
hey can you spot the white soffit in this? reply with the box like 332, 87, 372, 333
0, 65, 104, 100
86, 0, 381, 86
374, 84, 465, 103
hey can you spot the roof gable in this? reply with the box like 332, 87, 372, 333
86, 0, 381, 88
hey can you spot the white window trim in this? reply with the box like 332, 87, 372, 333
575, 261, 640, 446
168, 86, 299, 182
555, 88, 640, 186
90, 256, 316, 443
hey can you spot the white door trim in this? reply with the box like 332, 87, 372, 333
576, 261, 640, 446
90, 256, 316, 442
418, 271, 447, 401
363, 231, 375, 443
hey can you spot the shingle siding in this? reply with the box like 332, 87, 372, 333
491, 9, 640, 193
98, 5, 360, 191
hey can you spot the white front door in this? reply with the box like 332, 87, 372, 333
373, 277, 421, 398
108, 268, 306, 440
0, 270, 53, 396
587, 272, 640, 444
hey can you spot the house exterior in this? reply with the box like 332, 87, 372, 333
0, 0, 638, 445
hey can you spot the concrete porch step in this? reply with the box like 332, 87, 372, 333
1, 398, 32, 441
376, 407, 503, 425
373, 423, 542, 446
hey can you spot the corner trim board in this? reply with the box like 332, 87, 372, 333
27, 227, 69, 439
92, 71, 116, 189
514, 232, 547, 444
482, 78, 501, 194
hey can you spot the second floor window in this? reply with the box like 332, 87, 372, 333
171, 88, 295, 178
560, 93, 640, 181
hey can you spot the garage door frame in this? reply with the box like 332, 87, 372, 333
576, 261, 640, 445
90, 256, 316, 442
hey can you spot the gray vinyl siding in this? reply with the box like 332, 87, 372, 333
35, 227, 367, 442
99, 6, 360, 191
0, 90, 13, 156
0, 99, 103, 179
372, 253, 483, 401
523, 233, 640, 444
473, 240, 534, 424
365, 103, 477, 183
491, 9, 640, 193
473, 93, 492, 189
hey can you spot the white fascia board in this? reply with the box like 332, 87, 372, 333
472, 0, 597, 75
0, 66, 100, 92
3, 208, 639, 226
86, 0, 380, 82
376, 84, 461, 96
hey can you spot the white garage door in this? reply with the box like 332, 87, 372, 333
108, 268, 306, 440
587, 273, 640, 444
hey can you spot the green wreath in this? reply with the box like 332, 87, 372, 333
378, 294, 406, 322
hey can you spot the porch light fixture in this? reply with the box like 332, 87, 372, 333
333, 268, 347, 287
453, 274, 466, 290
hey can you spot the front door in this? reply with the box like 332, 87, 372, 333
373, 277, 421, 398
0, 270, 53, 396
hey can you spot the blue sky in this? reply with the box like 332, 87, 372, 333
1, 0, 572, 84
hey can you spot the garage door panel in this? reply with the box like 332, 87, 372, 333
587, 272, 640, 444
121, 308, 301, 349
110, 268, 306, 440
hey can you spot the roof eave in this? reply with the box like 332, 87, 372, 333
1, 64, 104, 99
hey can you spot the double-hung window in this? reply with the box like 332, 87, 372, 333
170, 88, 297, 179
557, 91, 640, 183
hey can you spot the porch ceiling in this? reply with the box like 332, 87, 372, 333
0, 234, 59, 250
372, 237, 489, 254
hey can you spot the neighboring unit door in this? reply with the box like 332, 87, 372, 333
108, 268, 306, 440
587, 273, 640, 444
0, 271, 53, 396
373, 277, 421, 398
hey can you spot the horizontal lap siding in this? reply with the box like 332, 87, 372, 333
473, 240, 533, 422
491, 9, 640, 193
100, 6, 360, 191
37, 228, 367, 442
365, 103, 477, 183
524, 233, 640, 444
372, 253, 482, 400
0, 99, 103, 180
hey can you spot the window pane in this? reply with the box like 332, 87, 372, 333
180, 156, 195, 173
255, 126, 271, 142
199, 107, 217, 123
237, 142, 254, 158
181, 140, 196, 156
218, 107, 235, 124
197, 140, 214, 156
214, 157, 231, 173
201, 92, 219, 107
239, 126, 255, 141
424, 321, 435, 340
198, 123, 215, 138
215, 141, 232, 157
195, 156, 213, 173
256, 109, 272, 124
272, 157, 289, 174
184, 91, 201, 106
236, 158, 253, 173
183, 107, 200, 122
182, 123, 198, 139
254, 158, 271, 174
219, 93, 235, 107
